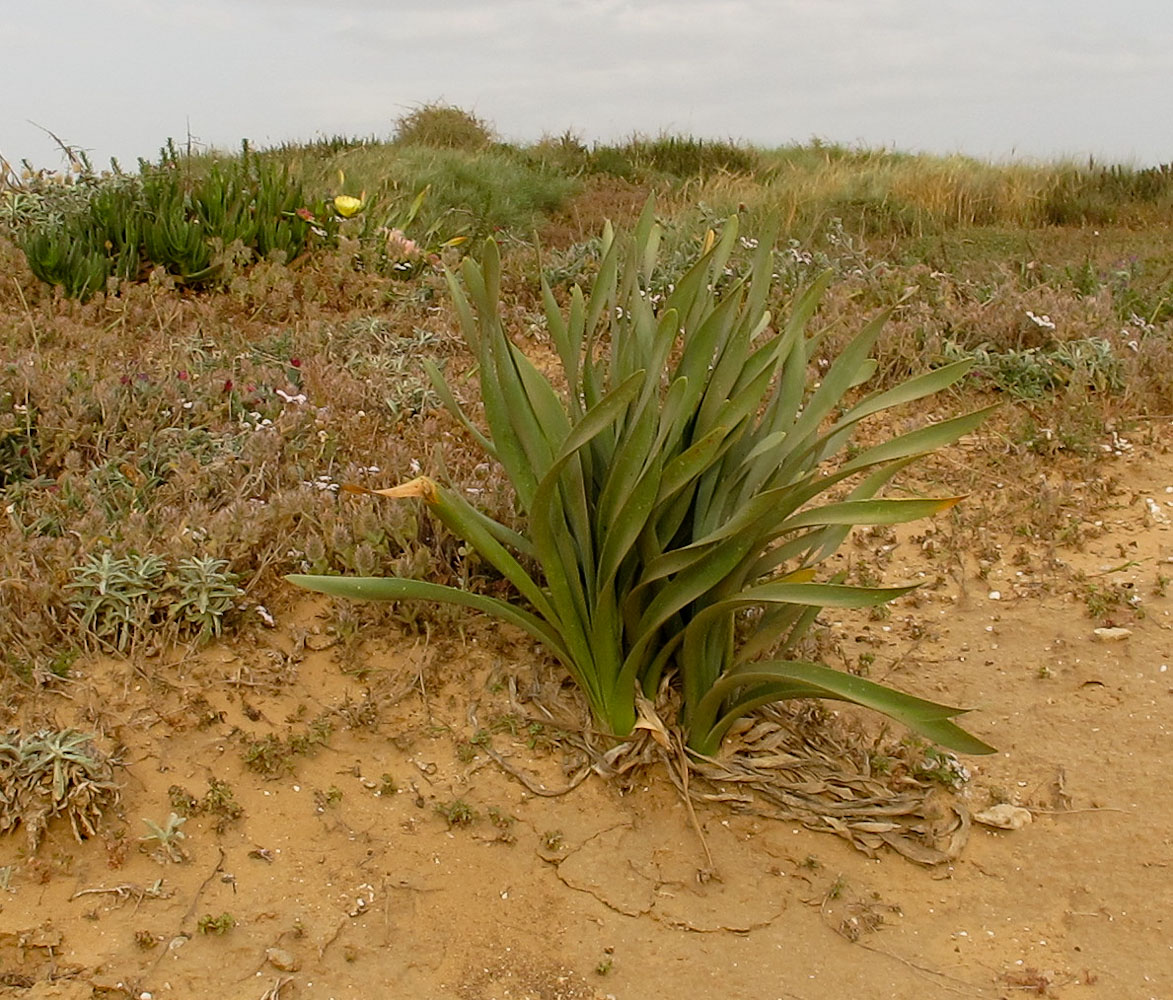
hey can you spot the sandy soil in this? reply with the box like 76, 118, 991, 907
3, 437, 1173, 1000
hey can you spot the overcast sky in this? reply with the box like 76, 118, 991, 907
3, 0, 1170, 171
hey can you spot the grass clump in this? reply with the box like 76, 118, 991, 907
290, 198, 994, 757
587, 134, 758, 181
367, 146, 577, 243
394, 102, 495, 151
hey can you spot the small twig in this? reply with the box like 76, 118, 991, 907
26, 119, 86, 170
70, 880, 171, 905
258, 977, 293, 1000
181, 847, 226, 927
481, 742, 591, 796
317, 914, 348, 959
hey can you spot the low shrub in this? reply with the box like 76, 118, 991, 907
394, 102, 495, 151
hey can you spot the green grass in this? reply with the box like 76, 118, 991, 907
278, 143, 580, 244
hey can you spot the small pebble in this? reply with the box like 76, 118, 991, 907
266, 947, 300, 972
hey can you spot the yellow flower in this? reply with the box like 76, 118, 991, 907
333, 195, 363, 218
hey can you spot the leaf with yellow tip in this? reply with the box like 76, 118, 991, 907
341, 476, 437, 501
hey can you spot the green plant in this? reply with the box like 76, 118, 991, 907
394, 102, 495, 151
435, 799, 476, 827
1081, 578, 1140, 619
242, 716, 333, 777
486, 806, 515, 830
915, 745, 971, 788
67, 551, 168, 651
67, 551, 240, 650
944, 337, 1125, 399
0, 729, 121, 850
375, 146, 577, 244
19, 144, 337, 299
589, 133, 758, 181
201, 778, 243, 828
290, 200, 994, 757
170, 779, 243, 830
241, 733, 290, 776
197, 912, 236, 935
168, 785, 199, 814
140, 813, 187, 862
169, 555, 241, 638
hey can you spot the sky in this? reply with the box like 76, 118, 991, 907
2, 0, 1170, 172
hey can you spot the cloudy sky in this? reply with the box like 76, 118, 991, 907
3, 0, 1169, 171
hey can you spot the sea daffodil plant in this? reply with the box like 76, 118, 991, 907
290, 199, 994, 757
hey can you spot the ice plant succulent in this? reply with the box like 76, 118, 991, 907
290, 200, 994, 757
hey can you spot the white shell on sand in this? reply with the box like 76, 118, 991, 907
974, 804, 1033, 830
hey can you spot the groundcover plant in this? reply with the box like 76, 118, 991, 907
290, 199, 994, 757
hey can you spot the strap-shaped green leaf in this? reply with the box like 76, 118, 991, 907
287, 575, 568, 663
689, 659, 995, 756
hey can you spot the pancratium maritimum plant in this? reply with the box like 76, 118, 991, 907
290, 199, 995, 758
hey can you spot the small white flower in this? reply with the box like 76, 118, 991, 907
276, 389, 307, 405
